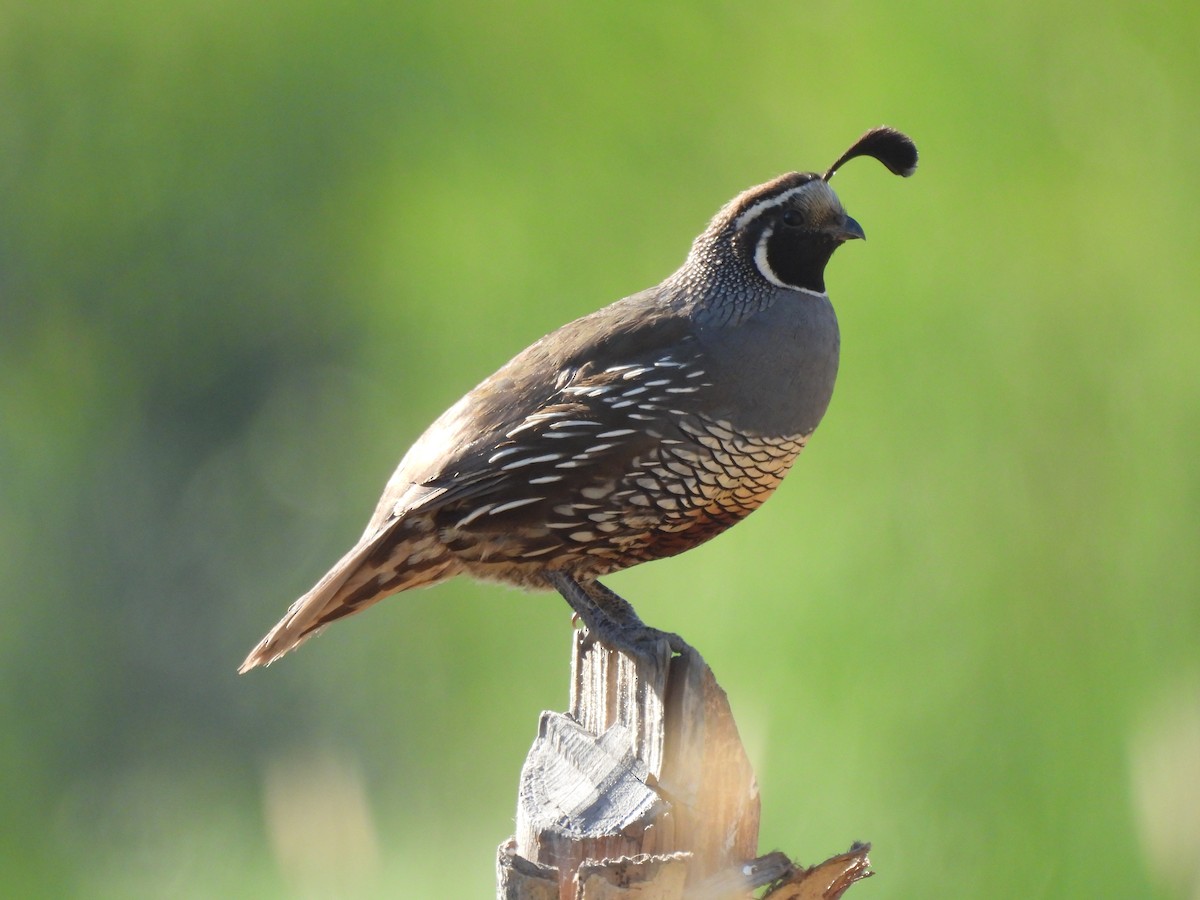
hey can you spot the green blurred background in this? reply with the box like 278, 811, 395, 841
3, 1, 1198, 896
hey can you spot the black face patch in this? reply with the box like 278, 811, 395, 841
731, 179, 851, 294
762, 221, 842, 292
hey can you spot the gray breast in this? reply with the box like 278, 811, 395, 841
694, 289, 840, 438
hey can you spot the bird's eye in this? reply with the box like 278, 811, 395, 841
781, 209, 804, 228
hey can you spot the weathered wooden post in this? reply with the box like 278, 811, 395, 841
496, 630, 873, 899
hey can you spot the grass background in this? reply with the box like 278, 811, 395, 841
3, 1, 1198, 896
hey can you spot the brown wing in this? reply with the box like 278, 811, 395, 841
239, 290, 695, 670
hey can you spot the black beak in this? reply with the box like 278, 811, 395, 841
836, 215, 866, 242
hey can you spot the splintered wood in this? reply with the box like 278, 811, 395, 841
497, 630, 873, 899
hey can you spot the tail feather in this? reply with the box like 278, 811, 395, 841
238, 522, 453, 673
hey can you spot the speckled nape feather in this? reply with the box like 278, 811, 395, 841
239, 127, 917, 672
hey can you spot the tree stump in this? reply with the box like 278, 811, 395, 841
496, 630, 873, 899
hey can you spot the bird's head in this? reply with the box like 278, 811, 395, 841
687, 127, 918, 295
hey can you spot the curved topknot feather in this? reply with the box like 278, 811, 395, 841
823, 126, 918, 181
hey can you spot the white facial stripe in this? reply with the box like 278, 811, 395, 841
734, 183, 809, 230
753, 224, 829, 297
754, 225, 789, 288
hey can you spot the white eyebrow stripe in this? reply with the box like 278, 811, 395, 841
734, 184, 810, 229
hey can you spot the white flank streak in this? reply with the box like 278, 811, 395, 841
507, 412, 564, 436
596, 429, 636, 438
456, 504, 495, 528
501, 453, 562, 470
488, 447, 523, 463
551, 420, 601, 428
488, 496, 543, 515
529, 475, 563, 484
518, 547, 559, 561
521, 546, 560, 558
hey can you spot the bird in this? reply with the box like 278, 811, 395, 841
239, 126, 917, 672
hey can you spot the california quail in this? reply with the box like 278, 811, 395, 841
239, 126, 917, 672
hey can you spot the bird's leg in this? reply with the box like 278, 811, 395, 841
582, 579, 690, 654
545, 571, 688, 655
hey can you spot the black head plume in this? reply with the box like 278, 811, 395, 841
823, 126, 918, 181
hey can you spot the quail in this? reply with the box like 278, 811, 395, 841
239, 126, 917, 672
